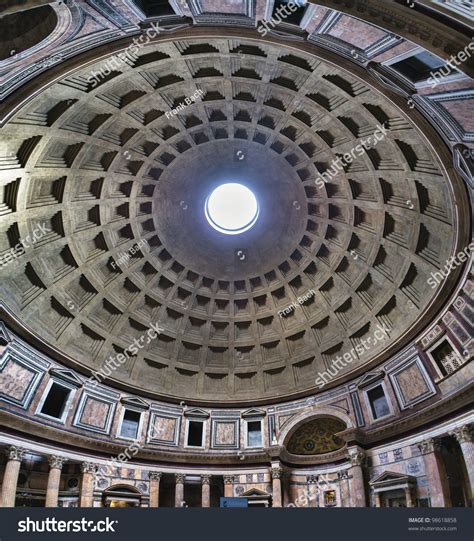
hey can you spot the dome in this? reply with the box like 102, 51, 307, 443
0, 37, 465, 404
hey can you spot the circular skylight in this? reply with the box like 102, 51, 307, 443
205, 183, 259, 235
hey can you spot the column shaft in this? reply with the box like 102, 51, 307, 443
350, 465, 366, 507
347, 449, 367, 507
45, 456, 66, 508
149, 472, 162, 508
459, 440, 473, 503
80, 463, 97, 508
271, 466, 283, 508
201, 475, 211, 508
418, 440, 450, 507
223, 475, 233, 498
450, 425, 473, 505
0, 447, 26, 508
175, 474, 185, 507
307, 476, 318, 508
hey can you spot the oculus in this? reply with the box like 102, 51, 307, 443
205, 183, 259, 235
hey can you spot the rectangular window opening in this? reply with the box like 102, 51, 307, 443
390, 51, 457, 83
431, 340, 463, 377
187, 420, 204, 447
120, 409, 141, 439
40, 382, 71, 419
132, 0, 174, 17
367, 385, 390, 420
272, 0, 308, 26
247, 420, 262, 447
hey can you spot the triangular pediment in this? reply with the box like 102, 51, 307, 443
240, 488, 271, 498
357, 370, 384, 388
370, 470, 413, 486
120, 396, 150, 409
49, 368, 83, 387
184, 407, 209, 418
242, 408, 266, 418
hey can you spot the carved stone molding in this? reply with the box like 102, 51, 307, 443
49, 455, 67, 469
417, 438, 442, 455
7, 446, 27, 462
148, 471, 163, 481
449, 425, 473, 444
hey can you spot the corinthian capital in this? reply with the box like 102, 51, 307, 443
175, 473, 185, 484
201, 474, 212, 485
81, 462, 99, 474
7, 446, 27, 462
223, 474, 234, 485
347, 448, 366, 467
49, 455, 67, 469
148, 471, 162, 481
271, 466, 283, 479
449, 425, 473, 444
417, 438, 441, 455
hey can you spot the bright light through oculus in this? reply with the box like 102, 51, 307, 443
205, 183, 259, 235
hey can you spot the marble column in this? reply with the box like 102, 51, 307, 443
45, 455, 66, 507
1, 446, 27, 508
450, 425, 473, 504
374, 492, 382, 508
201, 474, 211, 508
271, 465, 283, 508
175, 473, 185, 507
306, 475, 318, 507
338, 470, 350, 508
417, 439, 450, 507
80, 462, 98, 508
405, 486, 414, 508
223, 475, 234, 498
347, 448, 367, 507
148, 472, 162, 508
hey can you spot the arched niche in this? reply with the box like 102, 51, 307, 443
0, 4, 58, 60
278, 406, 352, 461
102, 484, 143, 508
286, 417, 347, 455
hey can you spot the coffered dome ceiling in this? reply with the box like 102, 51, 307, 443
0, 36, 465, 404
